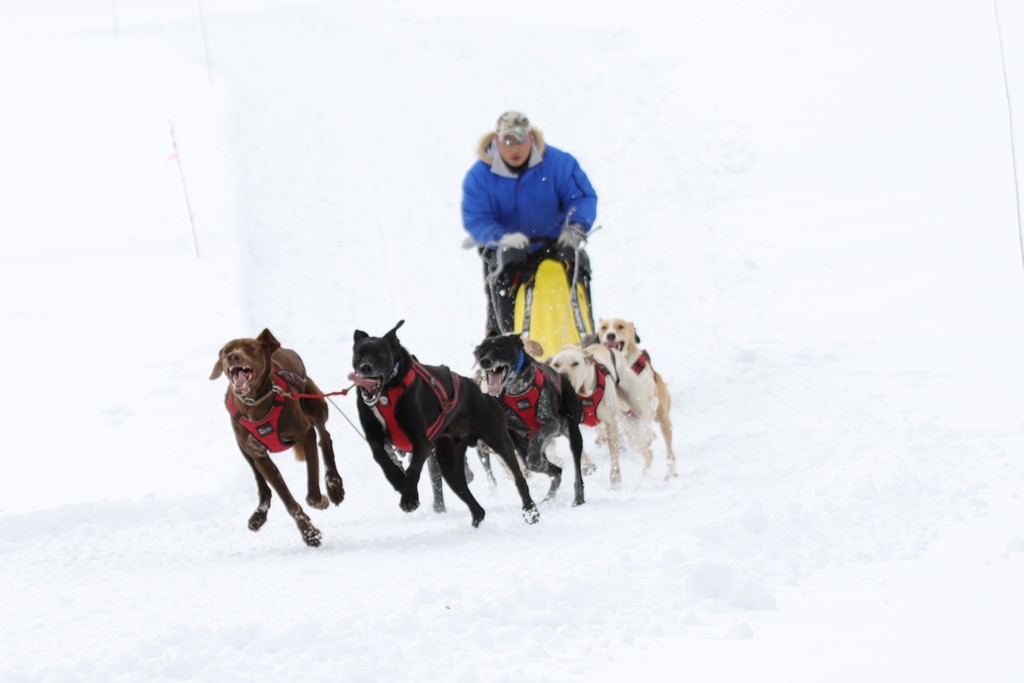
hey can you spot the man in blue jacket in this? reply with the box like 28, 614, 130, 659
461, 111, 598, 337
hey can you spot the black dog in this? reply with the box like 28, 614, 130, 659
473, 334, 586, 506
350, 321, 539, 526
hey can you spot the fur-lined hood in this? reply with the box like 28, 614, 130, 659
476, 128, 546, 164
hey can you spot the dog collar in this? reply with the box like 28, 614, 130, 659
504, 350, 526, 387
386, 362, 401, 383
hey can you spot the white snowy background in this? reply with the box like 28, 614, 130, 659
2, 1, 1024, 681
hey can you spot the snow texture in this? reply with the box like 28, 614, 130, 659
1, 1, 1023, 681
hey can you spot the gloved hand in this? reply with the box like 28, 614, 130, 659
556, 222, 586, 249
498, 232, 529, 249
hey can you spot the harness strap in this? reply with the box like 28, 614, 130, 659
502, 365, 546, 436
578, 362, 609, 427
412, 360, 461, 442
631, 350, 652, 375
225, 371, 295, 453
373, 360, 460, 452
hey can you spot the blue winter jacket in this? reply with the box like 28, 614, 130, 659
461, 131, 598, 248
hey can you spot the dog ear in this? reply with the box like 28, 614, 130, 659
209, 358, 224, 380
257, 329, 281, 354
385, 320, 405, 340
354, 330, 368, 342
634, 329, 641, 344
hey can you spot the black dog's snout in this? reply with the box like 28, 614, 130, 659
359, 363, 374, 375
478, 358, 493, 370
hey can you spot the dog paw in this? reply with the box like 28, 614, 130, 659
572, 495, 586, 507
610, 469, 622, 489
400, 496, 420, 513
471, 509, 485, 528
306, 493, 329, 510
326, 476, 346, 505
582, 461, 598, 476
522, 505, 540, 524
248, 510, 268, 532
301, 525, 322, 547
432, 500, 446, 514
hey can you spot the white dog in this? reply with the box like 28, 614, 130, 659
597, 318, 677, 479
548, 344, 625, 487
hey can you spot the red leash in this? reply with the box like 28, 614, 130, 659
274, 384, 354, 400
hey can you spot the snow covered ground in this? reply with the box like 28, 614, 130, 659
2, 1, 1023, 681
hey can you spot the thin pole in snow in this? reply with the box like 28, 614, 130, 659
197, 0, 213, 84
169, 121, 200, 259
993, 0, 1024, 276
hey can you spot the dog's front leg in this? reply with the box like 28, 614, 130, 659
566, 421, 586, 507
369, 442, 406, 492
526, 427, 562, 502
244, 439, 321, 547
400, 440, 432, 513
297, 429, 329, 511
239, 444, 272, 532
605, 418, 623, 489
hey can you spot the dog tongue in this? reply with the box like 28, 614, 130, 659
486, 371, 505, 396
347, 372, 380, 390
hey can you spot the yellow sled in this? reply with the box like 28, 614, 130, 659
513, 258, 593, 358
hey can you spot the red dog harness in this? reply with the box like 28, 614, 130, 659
225, 370, 305, 453
502, 366, 548, 437
578, 362, 611, 427
373, 360, 460, 452
631, 350, 652, 375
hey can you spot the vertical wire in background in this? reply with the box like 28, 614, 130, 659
993, 0, 1024, 276
197, 0, 213, 84
169, 121, 200, 259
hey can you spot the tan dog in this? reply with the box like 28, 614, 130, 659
210, 329, 344, 547
597, 318, 677, 478
548, 344, 624, 487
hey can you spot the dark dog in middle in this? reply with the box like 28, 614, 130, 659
473, 333, 586, 506
350, 320, 539, 526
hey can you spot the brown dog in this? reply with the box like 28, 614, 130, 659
597, 318, 677, 478
210, 329, 344, 546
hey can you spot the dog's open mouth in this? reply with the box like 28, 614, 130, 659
484, 364, 510, 396
348, 372, 384, 406
603, 340, 624, 353
229, 365, 255, 394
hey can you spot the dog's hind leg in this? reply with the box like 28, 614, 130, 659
435, 438, 485, 527
475, 441, 499, 489
315, 423, 345, 504
240, 447, 272, 532
523, 433, 563, 503
655, 376, 677, 478
427, 453, 446, 514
